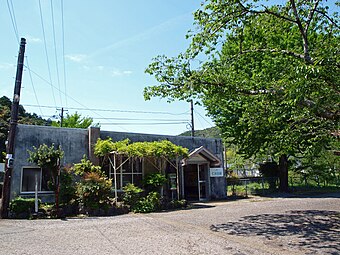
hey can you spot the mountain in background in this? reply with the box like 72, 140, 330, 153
0, 96, 50, 161
179, 126, 221, 139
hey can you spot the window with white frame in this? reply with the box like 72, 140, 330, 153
21, 167, 53, 193
110, 157, 143, 190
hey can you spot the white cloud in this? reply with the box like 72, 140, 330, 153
25, 35, 42, 43
65, 54, 87, 62
111, 69, 133, 77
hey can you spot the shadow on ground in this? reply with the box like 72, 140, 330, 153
211, 210, 340, 254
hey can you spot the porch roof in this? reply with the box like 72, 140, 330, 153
181, 146, 221, 167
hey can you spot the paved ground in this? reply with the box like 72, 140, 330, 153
0, 193, 339, 255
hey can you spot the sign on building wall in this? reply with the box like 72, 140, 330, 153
210, 167, 224, 177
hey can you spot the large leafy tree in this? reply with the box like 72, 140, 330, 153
51, 112, 99, 129
144, 0, 339, 191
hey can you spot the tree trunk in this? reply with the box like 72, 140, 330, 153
279, 154, 289, 192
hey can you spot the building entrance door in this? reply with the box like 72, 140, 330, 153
183, 163, 208, 201
198, 164, 208, 201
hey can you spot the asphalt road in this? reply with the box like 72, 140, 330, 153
0, 193, 339, 255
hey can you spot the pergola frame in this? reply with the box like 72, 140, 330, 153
107, 152, 182, 202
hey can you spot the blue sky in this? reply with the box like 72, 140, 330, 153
0, 0, 214, 135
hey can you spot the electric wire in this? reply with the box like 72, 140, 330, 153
50, 0, 63, 106
23, 65, 130, 132
38, 0, 57, 108
100, 122, 188, 126
25, 104, 190, 116
61, 0, 68, 107
194, 109, 214, 127
6, 0, 20, 44
25, 57, 44, 117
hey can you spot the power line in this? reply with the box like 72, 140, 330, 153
92, 117, 189, 121
61, 0, 67, 107
24, 103, 190, 116
50, 0, 63, 106
38, 0, 57, 108
25, 57, 43, 117
194, 109, 214, 127
100, 122, 188, 126
6, 0, 19, 44
23, 65, 129, 132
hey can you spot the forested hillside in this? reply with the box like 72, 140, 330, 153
0, 96, 50, 161
179, 126, 221, 139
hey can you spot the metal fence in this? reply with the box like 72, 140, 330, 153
227, 177, 279, 197
227, 175, 340, 197
289, 176, 340, 189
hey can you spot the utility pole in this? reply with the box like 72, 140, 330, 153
1, 38, 26, 218
57, 107, 67, 127
190, 100, 195, 137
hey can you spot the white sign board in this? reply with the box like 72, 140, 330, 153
210, 167, 224, 177
0, 163, 4, 172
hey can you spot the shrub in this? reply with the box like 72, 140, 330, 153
76, 172, 112, 210
9, 197, 38, 218
133, 191, 161, 213
59, 167, 77, 205
72, 155, 104, 177
122, 183, 143, 208
143, 173, 167, 191
168, 199, 187, 209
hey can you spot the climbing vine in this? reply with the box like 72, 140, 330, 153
94, 138, 188, 159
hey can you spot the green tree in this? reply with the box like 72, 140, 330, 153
52, 112, 99, 129
0, 96, 50, 162
145, 1, 339, 191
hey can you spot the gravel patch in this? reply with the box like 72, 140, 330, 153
0, 193, 339, 255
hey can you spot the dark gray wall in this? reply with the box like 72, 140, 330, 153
11, 125, 226, 200
11, 124, 88, 200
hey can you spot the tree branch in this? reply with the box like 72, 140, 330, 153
304, 0, 320, 34
236, 0, 297, 23
315, 9, 340, 29
240, 48, 305, 60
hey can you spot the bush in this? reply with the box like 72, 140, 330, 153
9, 197, 38, 218
122, 183, 143, 208
143, 173, 167, 192
59, 167, 77, 205
72, 155, 104, 177
133, 191, 161, 213
168, 199, 187, 209
76, 172, 112, 210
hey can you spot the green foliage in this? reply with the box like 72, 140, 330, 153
94, 138, 130, 157
133, 191, 161, 213
143, 173, 167, 189
122, 183, 144, 208
0, 96, 50, 161
72, 155, 104, 177
27, 144, 64, 169
9, 197, 38, 218
179, 126, 221, 138
76, 172, 112, 210
145, 0, 339, 189
51, 112, 99, 128
59, 167, 77, 205
94, 138, 189, 159
168, 199, 187, 209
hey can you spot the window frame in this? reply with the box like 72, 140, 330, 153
20, 166, 54, 194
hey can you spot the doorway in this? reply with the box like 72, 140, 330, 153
183, 163, 208, 201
